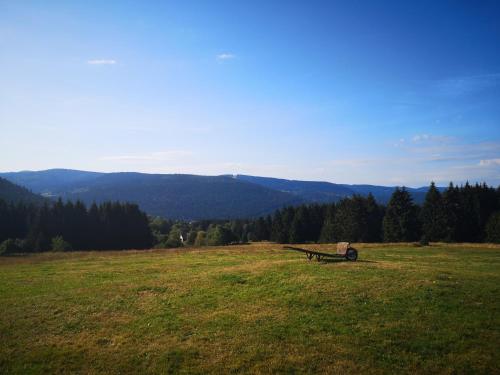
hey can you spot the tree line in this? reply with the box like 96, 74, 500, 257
151, 182, 500, 247
0, 199, 153, 253
1, 182, 500, 254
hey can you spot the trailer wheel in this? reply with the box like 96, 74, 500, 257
346, 248, 358, 261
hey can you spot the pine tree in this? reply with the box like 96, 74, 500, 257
420, 182, 447, 241
271, 209, 289, 243
459, 182, 481, 242
319, 204, 336, 243
289, 206, 310, 243
307, 204, 325, 242
364, 193, 383, 242
254, 217, 270, 241
485, 212, 500, 243
333, 197, 359, 242
442, 183, 461, 242
383, 187, 419, 242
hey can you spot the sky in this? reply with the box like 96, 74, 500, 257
1, 0, 500, 187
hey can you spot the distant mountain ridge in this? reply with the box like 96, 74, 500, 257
0, 170, 303, 220
0, 169, 441, 219
233, 175, 434, 204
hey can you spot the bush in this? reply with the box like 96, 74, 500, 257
51, 236, 73, 252
165, 227, 183, 248
206, 225, 223, 246
186, 230, 197, 246
194, 231, 207, 247
0, 238, 22, 255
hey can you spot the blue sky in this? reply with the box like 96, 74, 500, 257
1, 0, 499, 186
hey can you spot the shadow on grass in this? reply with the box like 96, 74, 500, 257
319, 258, 377, 264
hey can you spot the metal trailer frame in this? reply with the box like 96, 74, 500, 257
284, 242, 358, 262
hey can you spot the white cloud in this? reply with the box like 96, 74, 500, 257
479, 158, 500, 167
87, 59, 117, 65
412, 134, 429, 142
216, 53, 235, 61
411, 134, 453, 143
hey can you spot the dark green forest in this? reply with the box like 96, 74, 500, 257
0, 177, 45, 205
1, 182, 500, 254
0, 199, 153, 253
154, 182, 500, 248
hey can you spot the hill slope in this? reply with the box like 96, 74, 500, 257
0, 169, 102, 195
0, 171, 302, 220
234, 175, 355, 203
0, 177, 45, 204
235, 175, 431, 204
0, 169, 440, 219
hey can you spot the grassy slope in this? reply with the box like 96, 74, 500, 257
0, 243, 499, 374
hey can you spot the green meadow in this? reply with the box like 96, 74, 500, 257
1, 243, 499, 374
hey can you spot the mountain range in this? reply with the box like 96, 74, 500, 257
0, 169, 436, 220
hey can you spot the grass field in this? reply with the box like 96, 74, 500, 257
1, 243, 499, 374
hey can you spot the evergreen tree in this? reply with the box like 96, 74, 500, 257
319, 204, 336, 243
420, 182, 447, 241
364, 193, 383, 242
51, 236, 72, 252
254, 217, 270, 241
271, 209, 288, 243
307, 204, 325, 242
289, 205, 310, 243
442, 183, 462, 242
485, 212, 500, 243
332, 196, 370, 242
383, 187, 419, 242
459, 182, 481, 242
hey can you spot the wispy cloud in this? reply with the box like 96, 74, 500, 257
479, 158, 500, 167
216, 53, 235, 61
411, 134, 454, 143
87, 59, 117, 65
100, 150, 193, 162
434, 73, 500, 97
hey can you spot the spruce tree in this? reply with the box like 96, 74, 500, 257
485, 212, 500, 243
420, 182, 447, 241
289, 206, 309, 243
442, 183, 461, 242
364, 193, 383, 242
383, 187, 419, 242
333, 196, 366, 242
271, 208, 292, 243
319, 204, 336, 243
459, 182, 481, 242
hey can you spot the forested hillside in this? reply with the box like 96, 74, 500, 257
235, 175, 433, 204
54, 173, 303, 220
150, 182, 500, 248
0, 177, 45, 204
2, 181, 499, 254
2, 169, 445, 219
0, 169, 101, 195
